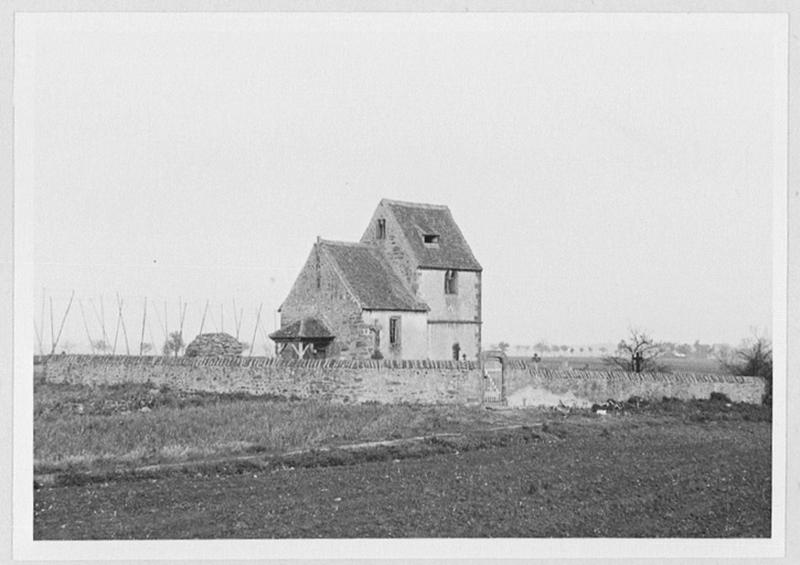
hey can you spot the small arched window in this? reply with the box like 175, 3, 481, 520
444, 269, 458, 295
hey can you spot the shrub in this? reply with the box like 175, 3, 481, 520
709, 392, 732, 404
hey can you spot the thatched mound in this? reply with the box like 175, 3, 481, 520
184, 333, 244, 357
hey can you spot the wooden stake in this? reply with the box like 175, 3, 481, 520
179, 300, 187, 335
39, 288, 46, 355
249, 303, 263, 357
100, 295, 107, 345
49, 297, 55, 354
199, 300, 209, 335
112, 303, 121, 355
139, 297, 147, 355
51, 290, 75, 354
232, 298, 240, 339
116, 293, 130, 355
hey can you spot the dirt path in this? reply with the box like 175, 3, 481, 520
34, 422, 547, 487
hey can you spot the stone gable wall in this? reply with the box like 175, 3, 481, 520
279, 245, 374, 359
360, 202, 420, 293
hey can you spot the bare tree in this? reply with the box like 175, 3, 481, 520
162, 331, 186, 358
492, 342, 510, 354
717, 333, 772, 403
604, 328, 667, 373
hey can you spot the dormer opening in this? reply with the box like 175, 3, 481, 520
423, 233, 440, 245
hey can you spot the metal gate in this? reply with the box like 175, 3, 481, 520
483, 356, 503, 402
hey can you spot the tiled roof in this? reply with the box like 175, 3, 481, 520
269, 317, 334, 340
321, 240, 428, 311
382, 199, 482, 271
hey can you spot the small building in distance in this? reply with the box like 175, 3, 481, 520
272, 199, 482, 361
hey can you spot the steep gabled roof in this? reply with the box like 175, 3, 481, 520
321, 240, 428, 312
269, 317, 334, 341
381, 199, 482, 271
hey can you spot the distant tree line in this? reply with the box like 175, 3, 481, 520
498, 328, 773, 404
503, 339, 752, 361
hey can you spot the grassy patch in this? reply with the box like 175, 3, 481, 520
34, 382, 504, 475
35, 382, 771, 478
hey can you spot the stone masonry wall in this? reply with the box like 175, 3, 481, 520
37, 355, 484, 405
503, 362, 766, 407
35, 355, 766, 406
360, 202, 420, 293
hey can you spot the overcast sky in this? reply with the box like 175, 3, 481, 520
20, 12, 783, 353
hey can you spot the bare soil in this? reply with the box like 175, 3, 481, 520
34, 400, 771, 539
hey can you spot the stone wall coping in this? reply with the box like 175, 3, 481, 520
33, 354, 479, 371
33, 354, 764, 385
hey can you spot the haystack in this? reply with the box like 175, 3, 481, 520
184, 332, 244, 357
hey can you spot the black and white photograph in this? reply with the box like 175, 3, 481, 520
5, 5, 794, 562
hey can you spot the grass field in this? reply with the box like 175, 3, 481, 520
34, 381, 522, 475
33, 381, 771, 539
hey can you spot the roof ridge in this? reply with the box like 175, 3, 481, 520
318, 238, 373, 248
381, 198, 448, 210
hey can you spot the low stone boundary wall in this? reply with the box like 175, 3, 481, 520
503, 362, 765, 406
35, 355, 484, 405
34, 355, 766, 406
